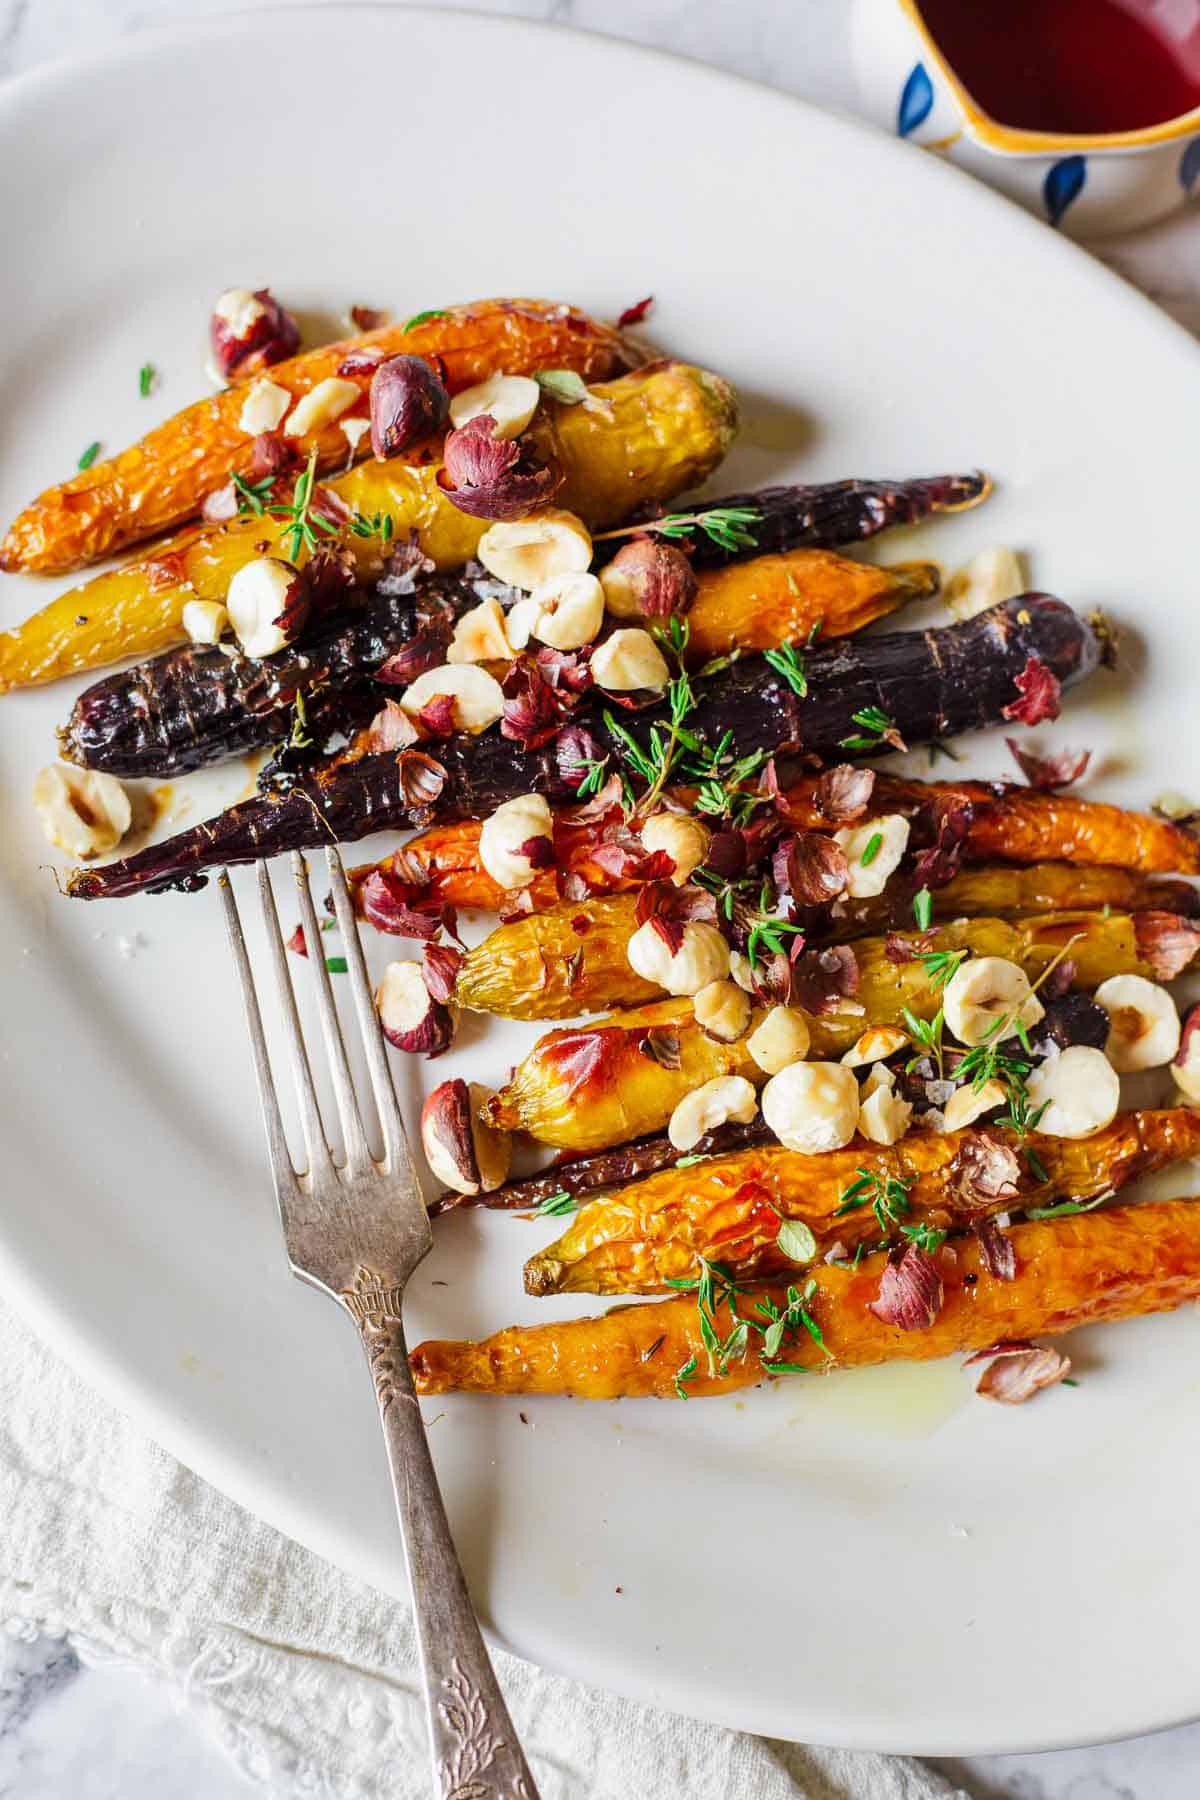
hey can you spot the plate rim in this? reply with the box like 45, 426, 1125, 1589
3, 4, 1200, 1756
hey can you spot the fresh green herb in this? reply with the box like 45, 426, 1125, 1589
232, 471, 277, 517
289, 690, 313, 750
77, 441, 101, 471
902, 1004, 945, 1079
755, 1280, 830, 1366
605, 620, 701, 817
595, 505, 761, 555
533, 368, 589, 405
138, 362, 155, 397
744, 879, 806, 969
913, 887, 933, 931
1061, 1377, 1080, 1388
1024, 1190, 1111, 1222
534, 1189, 580, 1218
269, 448, 339, 562
675, 1154, 709, 1169
574, 756, 611, 800
763, 623, 821, 700
325, 956, 349, 974
665, 1258, 751, 1381
673, 1354, 699, 1398
840, 704, 900, 753
900, 1220, 947, 1255
859, 830, 883, 868
774, 1218, 818, 1265
402, 308, 446, 332
348, 509, 395, 544
920, 945, 969, 991
687, 736, 769, 827
835, 1167, 914, 1237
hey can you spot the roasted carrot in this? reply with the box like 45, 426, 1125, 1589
486, 909, 1199, 1147
680, 550, 937, 659
353, 792, 1200, 929
829, 860, 1200, 936
410, 1197, 1200, 1398
457, 897, 1194, 1025
522, 1109, 1200, 1294
0, 299, 633, 575
779, 773, 1200, 876
2, 361, 734, 692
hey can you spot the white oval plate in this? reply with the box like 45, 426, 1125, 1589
3, 8, 1200, 1757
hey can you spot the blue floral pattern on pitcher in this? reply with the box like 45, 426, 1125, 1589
1044, 155, 1087, 227
897, 62, 934, 137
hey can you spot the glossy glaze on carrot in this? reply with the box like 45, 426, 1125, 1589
410, 1198, 1200, 1398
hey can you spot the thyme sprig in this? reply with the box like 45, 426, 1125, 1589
268, 448, 340, 562
834, 1167, 914, 1236
233, 471, 277, 517
668, 1260, 829, 1394
743, 878, 806, 969
349, 509, 395, 545
902, 1005, 945, 1078
763, 622, 821, 699
594, 505, 761, 555
840, 704, 902, 753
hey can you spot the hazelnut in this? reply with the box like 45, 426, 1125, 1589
446, 598, 514, 665
449, 373, 541, 440
1172, 1003, 1200, 1104
479, 794, 554, 890
746, 1006, 811, 1075
283, 376, 361, 438
857, 1084, 913, 1146
599, 539, 697, 622
943, 957, 1044, 1048
1094, 974, 1181, 1072
238, 377, 291, 435
210, 286, 300, 378
400, 663, 505, 733
832, 814, 911, 900
505, 572, 605, 652
639, 813, 711, 885
226, 557, 304, 659
375, 961, 455, 1057
761, 1061, 859, 1154
32, 764, 131, 859
181, 600, 230, 645
840, 1024, 909, 1068
476, 509, 593, 590
942, 1078, 1006, 1133
590, 628, 670, 693
667, 1076, 758, 1152
693, 979, 752, 1044
369, 355, 450, 458
944, 546, 1024, 622
420, 1078, 512, 1194
626, 919, 730, 996
1025, 1046, 1120, 1139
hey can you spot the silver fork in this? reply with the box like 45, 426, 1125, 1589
219, 848, 540, 1800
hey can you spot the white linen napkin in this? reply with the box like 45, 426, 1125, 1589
0, 1299, 965, 1800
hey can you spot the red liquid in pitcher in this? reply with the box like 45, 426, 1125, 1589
918, 0, 1200, 134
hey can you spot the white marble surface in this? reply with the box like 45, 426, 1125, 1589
1, 2, 1198, 1796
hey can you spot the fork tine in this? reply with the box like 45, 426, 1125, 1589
291, 851, 373, 1175
218, 870, 305, 1206
256, 861, 333, 1180
325, 847, 408, 1170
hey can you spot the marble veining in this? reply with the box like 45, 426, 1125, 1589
0, 2, 1196, 1796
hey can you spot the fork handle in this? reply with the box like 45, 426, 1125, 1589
357, 1316, 541, 1799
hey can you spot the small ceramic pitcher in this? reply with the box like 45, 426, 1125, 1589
850, 0, 1200, 238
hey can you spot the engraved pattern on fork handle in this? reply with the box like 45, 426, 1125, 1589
349, 1288, 539, 1799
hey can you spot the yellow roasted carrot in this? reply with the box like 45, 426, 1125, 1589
0, 298, 632, 575
486, 908, 1198, 1147
462, 896, 1192, 1025
0, 360, 736, 691
411, 1198, 1200, 1398
523, 1108, 1200, 1294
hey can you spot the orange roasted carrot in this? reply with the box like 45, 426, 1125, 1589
0, 298, 632, 575
410, 1198, 1200, 1398
522, 1108, 1200, 1295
